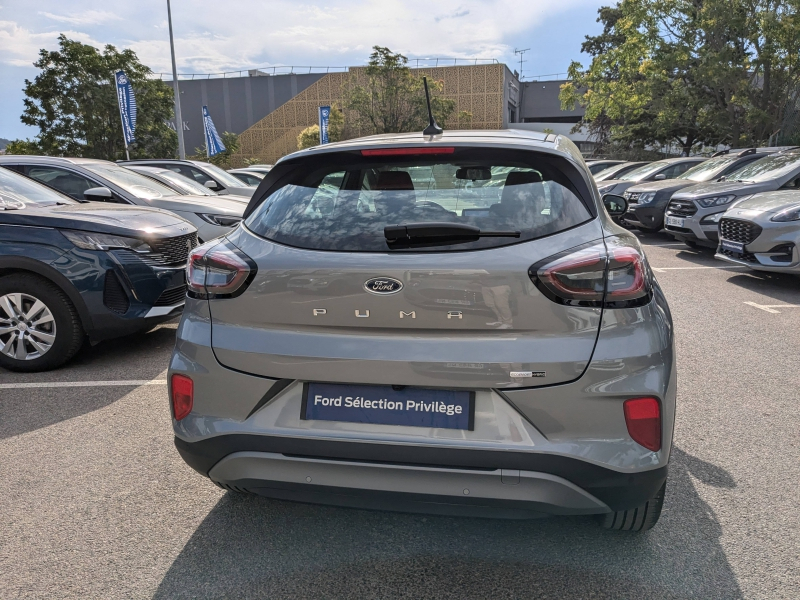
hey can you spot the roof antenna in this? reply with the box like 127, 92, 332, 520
422, 77, 443, 136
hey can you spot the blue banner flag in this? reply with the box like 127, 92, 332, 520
318, 106, 331, 145
202, 106, 226, 156
115, 70, 137, 145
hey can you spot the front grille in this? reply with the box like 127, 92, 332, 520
719, 248, 758, 263
148, 232, 198, 265
719, 218, 762, 245
625, 192, 640, 204
154, 284, 187, 306
103, 271, 130, 314
667, 199, 697, 217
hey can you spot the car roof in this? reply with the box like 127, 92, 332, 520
0, 155, 113, 167
119, 158, 214, 168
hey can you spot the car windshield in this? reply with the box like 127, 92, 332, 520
154, 170, 216, 195
618, 161, 669, 181
677, 155, 744, 182
245, 150, 593, 252
0, 167, 74, 208
199, 162, 251, 188
724, 152, 800, 182
83, 164, 177, 199
595, 163, 633, 181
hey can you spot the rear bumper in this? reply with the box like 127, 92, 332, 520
175, 435, 668, 515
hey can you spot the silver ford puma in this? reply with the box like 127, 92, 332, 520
169, 130, 676, 531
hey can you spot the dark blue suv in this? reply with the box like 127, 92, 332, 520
0, 166, 197, 371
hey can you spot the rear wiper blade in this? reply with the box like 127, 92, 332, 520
384, 222, 520, 248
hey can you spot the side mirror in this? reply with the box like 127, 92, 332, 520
83, 186, 113, 201
602, 194, 628, 216
204, 180, 220, 190
653, 173, 667, 181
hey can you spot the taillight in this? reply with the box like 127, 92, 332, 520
623, 397, 661, 451
171, 374, 194, 420
187, 239, 256, 299
529, 236, 651, 308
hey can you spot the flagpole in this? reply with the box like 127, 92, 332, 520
167, 0, 186, 160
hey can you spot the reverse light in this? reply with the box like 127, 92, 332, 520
623, 397, 661, 452
171, 374, 194, 420
187, 239, 256, 299
360, 147, 455, 156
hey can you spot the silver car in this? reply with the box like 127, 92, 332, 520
715, 190, 800, 273
596, 157, 706, 198
169, 130, 676, 531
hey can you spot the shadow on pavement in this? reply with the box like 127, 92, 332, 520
725, 271, 800, 304
153, 447, 742, 599
0, 325, 176, 440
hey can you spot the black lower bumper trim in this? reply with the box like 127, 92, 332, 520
175, 435, 668, 512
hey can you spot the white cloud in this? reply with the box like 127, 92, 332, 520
38, 10, 121, 26
0, 19, 102, 67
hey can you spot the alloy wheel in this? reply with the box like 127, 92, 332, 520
0, 292, 57, 361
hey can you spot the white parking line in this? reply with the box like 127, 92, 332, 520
651, 265, 747, 273
0, 379, 167, 390
743, 301, 800, 314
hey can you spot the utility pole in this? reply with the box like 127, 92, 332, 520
167, 0, 186, 159
514, 48, 530, 80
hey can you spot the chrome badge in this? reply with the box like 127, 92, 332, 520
364, 277, 403, 295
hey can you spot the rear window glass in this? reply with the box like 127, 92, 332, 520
245, 150, 594, 252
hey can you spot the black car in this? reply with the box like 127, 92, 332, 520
0, 167, 197, 371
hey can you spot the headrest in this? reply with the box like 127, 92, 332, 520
375, 171, 415, 191
505, 171, 543, 187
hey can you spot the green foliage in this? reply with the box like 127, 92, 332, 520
4, 139, 40, 155
561, 0, 800, 154
20, 34, 177, 159
297, 105, 345, 149
193, 132, 241, 168
346, 47, 457, 134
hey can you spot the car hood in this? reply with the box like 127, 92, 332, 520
0, 202, 196, 238
219, 186, 255, 198
725, 191, 800, 215
672, 180, 769, 199
626, 180, 697, 194
142, 194, 246, 215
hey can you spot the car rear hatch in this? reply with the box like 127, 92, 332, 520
197, 144, 628, 389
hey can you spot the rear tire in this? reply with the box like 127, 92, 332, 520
600, 480, 666, 532
0, 273, 84, 372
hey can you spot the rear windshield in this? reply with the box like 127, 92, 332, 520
244, 150, 594, 252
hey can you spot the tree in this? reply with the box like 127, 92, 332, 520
297, 105, 345, 150
193, 132, 241, 168
346, 47, 457, 134
4, 139, 40, 155
20, 34, 177, 159
561, 1, 800, 153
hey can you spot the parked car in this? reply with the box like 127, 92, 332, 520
0, 167, 197, 371
664, 148, 800, 247
622, 149, 770, 231
118, 159, 255, 197
0, 157, 244, 243
237, 164, 273, 174
125, 165, 230, 199
169, 129, 675, 532
596, 157, 707, 198
584, 159, 624, 175
594, 161, 648, 182
715, 190, 800, 273
227, 169, 266, 186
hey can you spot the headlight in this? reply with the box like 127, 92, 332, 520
61, 230, 152, 252
701, 213, 723, 224
597, 184, 615, 194
770, 205, 800, 222
697, 195, 736, 208
197, 213, 244, 227
638, 192, 657, 205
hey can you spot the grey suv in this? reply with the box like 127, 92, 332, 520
169, 130, 676, 531
665, 149, 800, 247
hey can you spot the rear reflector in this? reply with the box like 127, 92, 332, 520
623, 397, 661, 451
171, 374, 194, 421
361, 147, 455, 156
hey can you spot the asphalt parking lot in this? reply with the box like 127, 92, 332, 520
1, 231, 798, 599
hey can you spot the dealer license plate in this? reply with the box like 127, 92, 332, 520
302, 382, 474, 430
665, 216, 685, 228
720, 238, 745, 253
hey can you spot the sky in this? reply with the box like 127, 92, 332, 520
0, 0, 607, 140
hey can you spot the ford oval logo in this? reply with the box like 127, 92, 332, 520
364, 277, 403, 295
